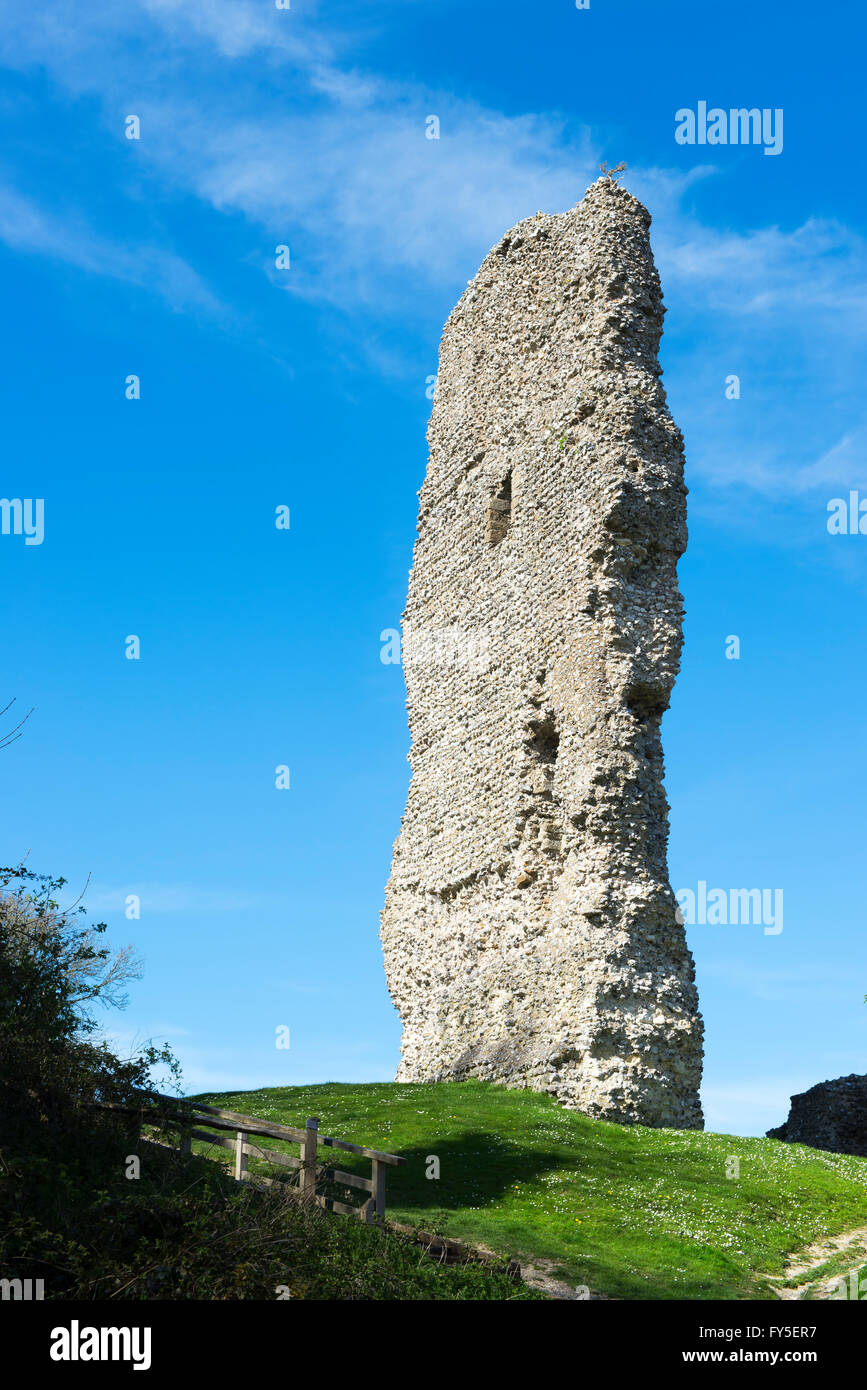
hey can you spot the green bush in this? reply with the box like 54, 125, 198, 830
0, 863, 175, 1158
3, 1139, 535, 1300
0, 865, 538, 1300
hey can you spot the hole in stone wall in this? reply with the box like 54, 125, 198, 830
530, 716, 559, 765
625, 682, 667, 722
486, 470, 512, 546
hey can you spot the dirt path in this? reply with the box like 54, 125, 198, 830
519, 1259, 615, 1300
523, 1227, 867, 1302
765, 1225, 867, 1301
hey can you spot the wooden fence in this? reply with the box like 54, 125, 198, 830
144, 1098, 407, 1224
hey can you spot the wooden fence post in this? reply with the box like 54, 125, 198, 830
235, 1130, 248, 1182
179, 1124, 192, 1157
300, 1117, 319, 1200
371, 1159, 386, 1223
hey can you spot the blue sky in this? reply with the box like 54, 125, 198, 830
1, 0, 865, 1136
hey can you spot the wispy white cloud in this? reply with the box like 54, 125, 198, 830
172, 102, 599, 306
141, 0, 312, 62
0, 0, 864, 503
4, 0, 862, 330
789, 429, 867, 494
657, 217, 867, 324
0, 182, 221, 314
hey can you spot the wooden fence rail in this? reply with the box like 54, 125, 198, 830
106, 1096, 406, 1224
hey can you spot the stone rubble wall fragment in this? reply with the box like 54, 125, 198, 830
380, 177, 704, 1128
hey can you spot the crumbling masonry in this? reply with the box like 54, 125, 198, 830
380, 178, 704, 1128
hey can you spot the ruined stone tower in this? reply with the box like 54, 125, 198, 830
380, 177, 703, 1128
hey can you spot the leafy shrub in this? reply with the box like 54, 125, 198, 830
0, 866, 537, 1300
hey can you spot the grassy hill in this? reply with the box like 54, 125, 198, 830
194, 1080, 867, 1300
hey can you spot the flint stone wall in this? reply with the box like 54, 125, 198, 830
767, 1074, 867, 1157
380, 178, 704, 1128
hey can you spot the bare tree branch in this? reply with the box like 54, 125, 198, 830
0, 878, 144, 1015
0, 698, 35, 750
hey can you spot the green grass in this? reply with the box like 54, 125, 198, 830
194, 1080, 867, 1300
2, 1116, 539, 1301
801, 1262, 867, 1300
785, 1250, 867, 1293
